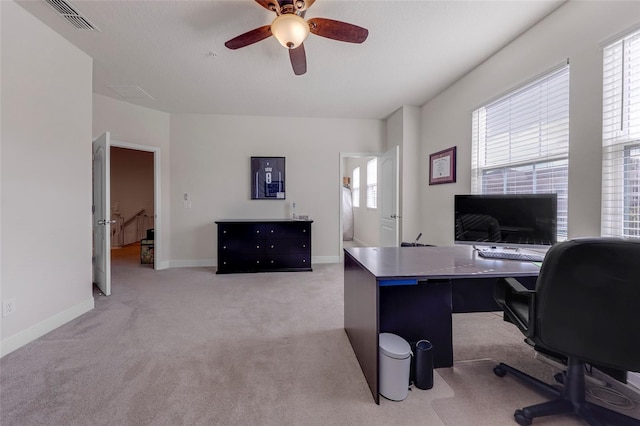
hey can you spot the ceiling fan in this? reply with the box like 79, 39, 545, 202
224, 0, 369, 75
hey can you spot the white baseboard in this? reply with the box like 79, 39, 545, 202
169, 259, 216, 268
168, 257, 340, 269
312, 256, 340, 264
1, 297, 95, 358
156, 260, 171, 270
352, 237, 368, 247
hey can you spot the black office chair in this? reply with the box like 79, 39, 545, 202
493, 237, 640, 426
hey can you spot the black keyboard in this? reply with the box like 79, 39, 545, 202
477, 250, 544, 262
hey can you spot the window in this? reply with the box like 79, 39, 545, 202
366, 158, 377, 209
352, 167, 360, 208
472, 65, 570, 240
602, 28, 640, 239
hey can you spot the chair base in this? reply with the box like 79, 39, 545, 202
494, 359, 640, 426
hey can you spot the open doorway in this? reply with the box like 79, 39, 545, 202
340, 154, 379, 250
110, 142, 160, 271
339, 148, 400, 261
92, 134, 161, 296
110, 146, 153, 266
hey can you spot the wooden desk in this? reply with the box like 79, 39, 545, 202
344, 246, 541, 404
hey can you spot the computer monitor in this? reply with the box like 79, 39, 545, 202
454, 194, 557, 249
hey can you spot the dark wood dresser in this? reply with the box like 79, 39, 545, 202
216, 219, 313, 274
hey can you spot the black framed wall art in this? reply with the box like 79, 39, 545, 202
429, 146, 457, 185
251, 157, 286, 200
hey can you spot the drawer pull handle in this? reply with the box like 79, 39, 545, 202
223, 246, 226, 249
271, 260, 274, 264
302, 245, 306, 248
256, 245, 260, 249
271, 230, 274, 233
256, 260, 260, 264
223, 261, 227, 265
303, 259, 306, 263
271, 245, 274, 249
256, 230, 260, 234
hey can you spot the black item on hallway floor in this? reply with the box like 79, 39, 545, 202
140, 239, 154, 264
414, 340, 434, 390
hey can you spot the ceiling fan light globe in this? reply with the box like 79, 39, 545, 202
271, 14, 309, 49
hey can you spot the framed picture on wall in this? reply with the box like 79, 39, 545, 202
429, 146, 456, 185
251, 157, 286, 199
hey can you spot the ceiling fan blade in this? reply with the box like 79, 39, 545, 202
225, 25, 272, 50
289, 44, 307, 75
308, 18, 368, 44
255, 0, 280, 13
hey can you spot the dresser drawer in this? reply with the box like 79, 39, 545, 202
218, 254, 265, 273
265, 238, 310, 254
265, 222, 310, 238
265, 253, 312, 270
220, 239, 265, 254
219, 224, 266, 240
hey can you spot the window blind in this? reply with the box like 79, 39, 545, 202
602, 28, 640, 239
352, 166, 360, 208
472, 65, 570, 239
366, 158, 377, 209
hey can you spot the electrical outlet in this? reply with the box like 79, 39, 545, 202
2, 298, 16, 317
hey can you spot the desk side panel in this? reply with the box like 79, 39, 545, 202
380, 280, 453, 368
344, 252, 379, 404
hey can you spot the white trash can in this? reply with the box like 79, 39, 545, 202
379, 332, 412, 401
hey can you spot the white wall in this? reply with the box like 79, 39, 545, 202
1, 1, 93, 354
93, 94, 171, 267
169, 114, 384, 265
420, 1, 640, 246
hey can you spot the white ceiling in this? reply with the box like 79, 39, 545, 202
16, 0, 565, 119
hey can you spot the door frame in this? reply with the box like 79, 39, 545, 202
111, 140, 161, 271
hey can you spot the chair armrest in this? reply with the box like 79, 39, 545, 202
495, 277, 536, 337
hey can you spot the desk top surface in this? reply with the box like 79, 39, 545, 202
345, 246, 541, 280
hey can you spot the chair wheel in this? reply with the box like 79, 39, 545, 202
494, 365, 507, 377
514, 409, 532, 426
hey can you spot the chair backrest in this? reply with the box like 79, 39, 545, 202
534, 238, 640, 372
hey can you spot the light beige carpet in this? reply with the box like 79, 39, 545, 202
1, 255, 639, 425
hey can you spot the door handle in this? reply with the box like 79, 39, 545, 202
390, 214, 402, 219
98, 219, 116, 225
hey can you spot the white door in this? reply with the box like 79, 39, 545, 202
379, 146, 400, 246
93, 132, 112, 296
